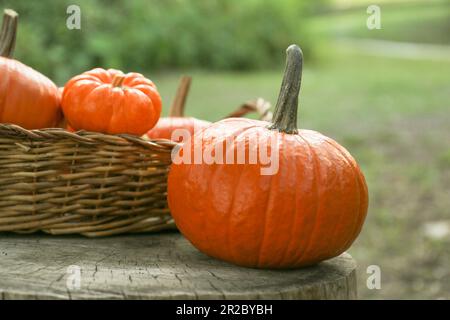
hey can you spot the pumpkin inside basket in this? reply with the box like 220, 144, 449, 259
144, 76, 273, 142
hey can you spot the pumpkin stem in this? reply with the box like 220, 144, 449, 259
268, 44, 303, 134
169, 76, 192, 117
0, 9, 18, 58
112, 74, 126, 88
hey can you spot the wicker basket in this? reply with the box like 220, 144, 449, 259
0, 99, 272, 237
0, 125, 176, 237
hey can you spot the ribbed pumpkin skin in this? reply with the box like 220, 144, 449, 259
62, 68, 161, 135
168, 118, 368, 268
0, 57, 61, 129
146, 117, 211, 142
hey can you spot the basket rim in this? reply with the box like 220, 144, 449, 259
0, 123, 177, 152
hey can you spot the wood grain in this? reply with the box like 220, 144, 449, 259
0, 232, 357, 299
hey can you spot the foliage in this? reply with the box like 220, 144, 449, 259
0, 0, 325, 84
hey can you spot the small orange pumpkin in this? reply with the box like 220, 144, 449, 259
0, 9, 61, 129
62, 68, 161, 135
145, 76, 210, 142
168, 45, 368, 269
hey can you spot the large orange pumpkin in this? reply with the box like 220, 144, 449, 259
62, 68, 161, 135
0, 9, 61, 129
145, 76, 210, 142
168, 45, 368, 269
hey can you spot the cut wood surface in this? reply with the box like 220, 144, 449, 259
0, 232, 357, 299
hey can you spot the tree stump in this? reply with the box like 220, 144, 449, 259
0, 232, 357, 299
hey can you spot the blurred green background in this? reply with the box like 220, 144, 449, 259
1, 0, 449, 299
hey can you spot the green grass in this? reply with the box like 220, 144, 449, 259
152, 52, 450, 299
309, 0, 450, 44
153, 52, 449, 132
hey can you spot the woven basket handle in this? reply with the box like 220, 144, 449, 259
225, 98, 273, 121
169, 76, 191, 117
